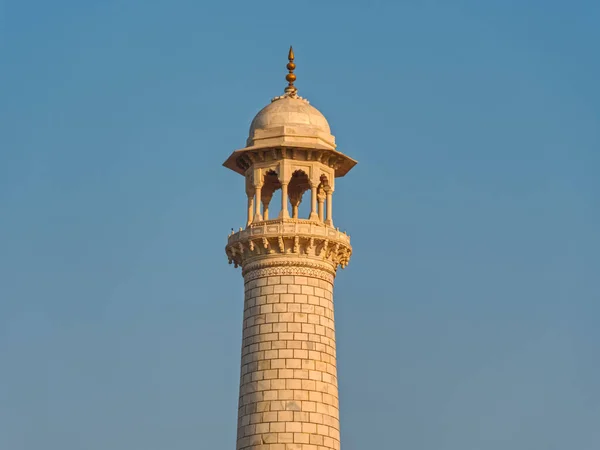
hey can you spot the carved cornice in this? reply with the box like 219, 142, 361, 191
225, 219, 352, 271
223, 146, 358, 179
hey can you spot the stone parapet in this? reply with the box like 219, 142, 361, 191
225, 219, 352, 271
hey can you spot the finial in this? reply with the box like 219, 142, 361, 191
271, 46, 307, 102
284, 45, 297, 96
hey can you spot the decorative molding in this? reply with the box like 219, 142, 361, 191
228, 146, 354, 180
242, 260, 335, 283
243, 257, 336, 274
271, 93, 308, 103
228, 218, 350, 243
225, 220, 352, 271
226, 235, 351, 270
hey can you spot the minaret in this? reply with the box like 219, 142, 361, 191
224, 47, 357, 450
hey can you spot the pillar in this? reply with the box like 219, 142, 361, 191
247, 195, 254, 227
309, 185, 319, 221
279, 183, 290, 219
317, 189, 326, 222
289, 189, 302, 219
325, 190, 333, 226
262, 192, 273, 222
254, 185, 263, 222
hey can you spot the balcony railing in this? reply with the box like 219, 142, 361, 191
227, 218, 350, 245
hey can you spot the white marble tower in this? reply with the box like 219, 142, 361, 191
224, 47, 357, 450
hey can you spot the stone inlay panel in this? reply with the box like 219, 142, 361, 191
236, 268, 340, 450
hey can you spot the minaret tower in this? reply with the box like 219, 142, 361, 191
224, 47, 357, 450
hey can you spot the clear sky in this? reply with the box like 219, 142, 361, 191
1, 1, 599, 449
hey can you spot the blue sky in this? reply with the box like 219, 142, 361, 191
1, 1, 599, 449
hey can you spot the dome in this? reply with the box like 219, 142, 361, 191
249, 96, 331, 136
245, 95, 336, 151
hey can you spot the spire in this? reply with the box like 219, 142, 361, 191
284, 45, 297, 96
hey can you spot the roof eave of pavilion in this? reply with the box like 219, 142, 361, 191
222, 144, 357, 178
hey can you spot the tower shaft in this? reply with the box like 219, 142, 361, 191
236, 258, 340, 450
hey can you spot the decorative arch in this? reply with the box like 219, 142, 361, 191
318, 173, 331, 190
261, 170, 282, 221
288, 170, 311, 219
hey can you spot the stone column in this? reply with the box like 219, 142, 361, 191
325, 191, 333, 227
262, 192, 273, 222
254, 185, 263, 222
236, 261, 341, 450
247, 195, 254, 227
246, 176, 255, 228
309, 186, 319, 221
279, 183, 290, 219
317, 188, 326, 222
289, 189, 302, 219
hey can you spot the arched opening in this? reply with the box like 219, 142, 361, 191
261, 170, 282, 221
270, 188, 282, 220
288, 170, 311, 219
